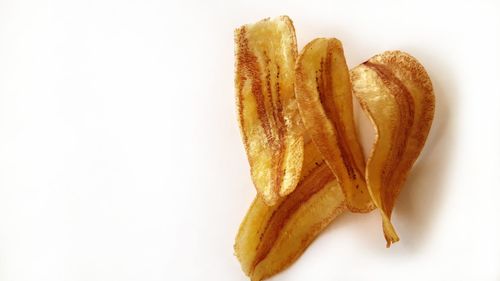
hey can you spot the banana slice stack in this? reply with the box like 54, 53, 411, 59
234, 16, 435, 280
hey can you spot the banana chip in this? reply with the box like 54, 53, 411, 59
351, 51, 435, 246
235, 140, 346, 281
235, 16, 304, 205
295, 38, 374, 212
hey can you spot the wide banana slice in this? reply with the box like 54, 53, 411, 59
235, 16, 304, 205
351, 51, 435, 247
295, 38, 374, 212
235, 140, 346, 281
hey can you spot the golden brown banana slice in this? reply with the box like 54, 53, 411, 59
235, 140, 346, 281
235, 16, 304, 205
351, 51, 435, 247
295, 38, 374, 212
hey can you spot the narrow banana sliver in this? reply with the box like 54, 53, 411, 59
295, 38, 374, 213
235, 16, 304, 205
235, 140, 346, 281
351, 51, 435, 247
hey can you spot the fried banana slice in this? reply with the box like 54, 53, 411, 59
295, 38, 374, 212
235, 16, 304, 205
351, 51, 435, 247
235, 140, 346, 281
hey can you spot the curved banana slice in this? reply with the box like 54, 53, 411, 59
235, 140, 346, 281
351, 51, 435, 247
235, 16, 304, 205
295, 38, 374, 212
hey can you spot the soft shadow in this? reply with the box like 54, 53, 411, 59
392, 47, 457, 251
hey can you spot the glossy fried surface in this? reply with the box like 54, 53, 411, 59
235, 16, 304, 205
351, 51, 435, 246
295, 38, 374, 212
234, 140, 346, 280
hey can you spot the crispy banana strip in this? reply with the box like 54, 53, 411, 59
235, 140, 346, 281
235, 16, 304, 205
351, 51, 435, 247
295, 38, 374, 212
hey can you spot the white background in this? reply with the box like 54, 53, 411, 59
0, 0, 499, 280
